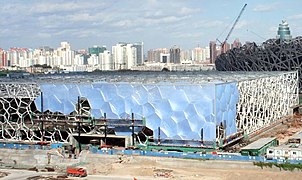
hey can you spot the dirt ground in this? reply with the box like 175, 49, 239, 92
82, 154, 302, 180
257, 114, 302, 144
1, 155, 301, 180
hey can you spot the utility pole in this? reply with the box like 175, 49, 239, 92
158, 127, 161, 145
131, 113, 135, 146
77, 120, 81, 152
200, 128, 204, 144
41, 92, 44, 141
104, 113, 107, 145
77, 96, 81, 152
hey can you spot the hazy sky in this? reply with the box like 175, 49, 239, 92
1, 0, 301, 51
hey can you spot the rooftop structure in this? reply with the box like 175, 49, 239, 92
2, 71, 295, 84
241, 138, 277, 150
241, 137, 278, 156
277, 20, 292, 42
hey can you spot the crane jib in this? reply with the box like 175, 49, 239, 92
221, 4, 247, 53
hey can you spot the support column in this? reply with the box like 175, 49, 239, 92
41, 92, 44, 141
131, 113, 135, 146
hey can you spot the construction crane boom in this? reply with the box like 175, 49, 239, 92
221, 3, 247, 53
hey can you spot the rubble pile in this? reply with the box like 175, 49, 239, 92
0, 171, 8, 178
153, 169, 173, 178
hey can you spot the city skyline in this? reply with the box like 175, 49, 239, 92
1, 0, 302, 51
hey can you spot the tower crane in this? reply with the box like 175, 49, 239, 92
219, 3, 247, 54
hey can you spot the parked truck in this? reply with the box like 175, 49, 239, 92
66, 167, 87, 177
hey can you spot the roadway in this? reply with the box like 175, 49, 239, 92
0, 169, 62, 180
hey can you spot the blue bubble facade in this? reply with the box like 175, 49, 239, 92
34, 81, 239, 142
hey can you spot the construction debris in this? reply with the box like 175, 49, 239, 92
26, 175, 67, 180
153, 169, 173, 178
117, 155, 131, 164
255, 115, 302, 144
0, 171, 8, 178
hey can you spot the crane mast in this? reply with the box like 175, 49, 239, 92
221, 3, 247, 53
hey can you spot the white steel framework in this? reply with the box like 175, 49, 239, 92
236, 71, 299, 134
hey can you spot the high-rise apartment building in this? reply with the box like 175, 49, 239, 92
112, 43, 126, 70
147, 48, 169, 63
19, 49, 34, 67
221, 42, 231, 54
87, 54, 99, 65
74, 54, 85, 65
0, 49, 7, 67
99, 50, 112, 70
204, 46, 210, 61
7, 48, 19, 66
60, 42, 71, 51
192, 47, 203, 62
209, 41, 217, 64
88, 46, 106, 55
192, 47, 210, 63
6, 48, 32, 67
170, 46, 180, 64
55, 42, 75, 66
112, 42, 137, 70
33, 46, 54, 67
132, 42, 144, 65
125, 43, 137, 69
180, 50, 191, 61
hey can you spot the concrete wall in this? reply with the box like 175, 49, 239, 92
0, 149, 81, 169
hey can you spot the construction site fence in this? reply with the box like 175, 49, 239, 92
91, 148, 302, 165
0, 142, 62, 150
0, 142, 302, 165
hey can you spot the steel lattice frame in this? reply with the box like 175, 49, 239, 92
0, 83, 89, 143
215, 37, 302, 91
236, 72, 299, 134
0, 83, 39, 141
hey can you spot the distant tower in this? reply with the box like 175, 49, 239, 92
209, 41, 217, 64
276, 20, 292, 42
133, 42, 144, 65
60, 42, 71, 50
169, 46, 180, 64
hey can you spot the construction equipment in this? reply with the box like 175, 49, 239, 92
218, 3, 247, 54
66, 167, 87, 177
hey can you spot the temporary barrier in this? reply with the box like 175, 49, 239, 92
0, 142, 301, 164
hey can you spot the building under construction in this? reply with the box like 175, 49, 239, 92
0, 71, 298, 150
